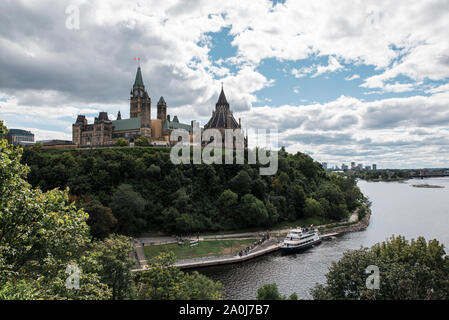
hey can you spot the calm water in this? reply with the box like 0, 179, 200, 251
197, 178, 449, 299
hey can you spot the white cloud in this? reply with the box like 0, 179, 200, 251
236, 92, 449, 168
291, 56, 343, 79
1, 0, 449, 168
312, 56, 344, 78
345, 74, 360, 81
291, 66, 314, 79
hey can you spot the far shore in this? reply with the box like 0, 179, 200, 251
411, 184, 445, 189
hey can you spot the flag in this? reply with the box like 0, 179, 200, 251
134, 57, 140, 61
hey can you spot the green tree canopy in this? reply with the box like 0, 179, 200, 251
88, 234, 136, 299
230, 170, 252, 196
134, 252, 223, 300
0, 121, 110, 299
256, 283, 297, 300
304, 198, 324, 218
239, 194, 269, 227
84, 200, 117, 239
135, 136, 150, 147
116, 138, 129, 147
311, 235, 449, 300
110, 184, 147, 235
21, 139, 364, 235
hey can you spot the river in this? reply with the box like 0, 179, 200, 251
197, 178, 449, 299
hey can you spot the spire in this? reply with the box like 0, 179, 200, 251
133, 66, 145, 89
158, 96, 166, 105
216, 85, 229, 107
117, 110, 122, 120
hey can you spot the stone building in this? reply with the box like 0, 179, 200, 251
204, 86, 247, 148
6, 128, 35, 146
72, 66, 194, 147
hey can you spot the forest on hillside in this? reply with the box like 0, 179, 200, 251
21, 146, 365, 238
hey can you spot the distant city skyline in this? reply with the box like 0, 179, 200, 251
1, 1, 449, 168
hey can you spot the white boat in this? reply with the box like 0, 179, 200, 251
281, 227, 321, 253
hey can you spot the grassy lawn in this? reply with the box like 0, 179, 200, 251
140, 217, 332, 238
139, 213, 361, 238
143, 239, 257, 261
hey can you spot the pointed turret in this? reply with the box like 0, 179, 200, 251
205, 85, 238, 129
216, 86, 229, 107
117, 110, 122, 120
157, 96, 167, 121
158, 96, 166, 105
133, 66, 145, 89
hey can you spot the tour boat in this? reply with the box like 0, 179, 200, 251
281, 227, 321, 253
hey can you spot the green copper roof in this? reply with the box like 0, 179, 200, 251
112, 118, 141, 131
158, 96, 166, 105
163, 119, 193, 134
133, 67, 145, 89
8, 129, 34, 137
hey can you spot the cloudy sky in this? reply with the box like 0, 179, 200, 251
1, 0, 449, 168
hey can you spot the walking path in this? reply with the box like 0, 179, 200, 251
134, 242, 149, 269
131, 207, 370, 271
348, 211, 359, 223
132, 239, 282, 272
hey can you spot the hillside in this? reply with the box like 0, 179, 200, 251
21, 146, 365, 237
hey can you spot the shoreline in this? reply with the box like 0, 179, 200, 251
132, 206, 372, 271
320, 206, 371, 236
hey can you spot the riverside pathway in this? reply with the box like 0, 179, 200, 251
132, 239, 282, 272
131, 208, 367, 271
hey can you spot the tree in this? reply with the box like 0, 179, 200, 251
217, 189, 238, 227
290, 185, 306, 216
256, 283, 298, 300
116, 138, 129, 147
135, 136, 150, 147
311, 236, 449, 300
317, 183, 348, 220
304, 198, 324, 218
20, 132, 365, 235
134, 252, 223, 300
0, 121, 110, 299
230, 170, 252, 196
89, 234, 135, 300
257, 284, 283, 300
84, 200, 117, 239
239, 194, 269, 227
110, 184, 146, 235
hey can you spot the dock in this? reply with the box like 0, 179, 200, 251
131, 208, 372, 272
320, 232, 339, 240
132, 240, 283, 272
175, 242, 282, 270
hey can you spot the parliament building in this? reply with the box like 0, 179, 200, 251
72, 66, 246, 148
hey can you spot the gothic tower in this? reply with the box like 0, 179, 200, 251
157, 96, 167, 121
130, 66, 151, 138
204, 86, 247, 149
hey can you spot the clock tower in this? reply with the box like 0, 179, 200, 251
130, 66, 151, 138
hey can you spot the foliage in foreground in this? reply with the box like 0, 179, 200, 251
0, 121, 223, 300
256, 283, 297, 300
311, 235, 449, 300
134, 252, 223, 300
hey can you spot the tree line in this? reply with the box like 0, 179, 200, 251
21, 145, 365, 238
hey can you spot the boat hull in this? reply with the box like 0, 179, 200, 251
280, 239, 321, 254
